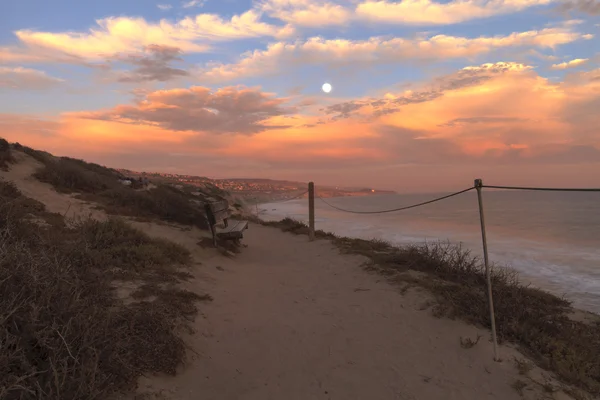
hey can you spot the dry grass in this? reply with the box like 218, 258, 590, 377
91, 185, 208, 229
257, 217, 600, 396
17, 145, 210, 229
459, 335, 482, 349
0, 180, 210, 400
0, 138, 15, 171
512, 379, 528, 396
32, 155, 121, 194
515, 358, 534, 376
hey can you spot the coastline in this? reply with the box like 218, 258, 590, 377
2, 145, 598, 400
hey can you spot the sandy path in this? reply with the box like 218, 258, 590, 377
136, 224, 557, 400
0, 150, 105, 220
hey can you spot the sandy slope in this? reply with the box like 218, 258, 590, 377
0, 150, 105, 221
1, 151, 574, 400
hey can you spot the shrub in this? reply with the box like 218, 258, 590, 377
33, 158, 115, 194
21, 146, 53, 164
22, 146, 211, 229
0, 182, 210, 399
96, 185, 208, 228
0, 138, 15, 171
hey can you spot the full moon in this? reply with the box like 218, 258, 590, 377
322, 83, 332, 93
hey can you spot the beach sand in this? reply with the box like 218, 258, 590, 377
1, 150, 575, 400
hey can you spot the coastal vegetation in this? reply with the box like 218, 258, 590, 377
20, 146, 212, 228
0, 179, 210, 399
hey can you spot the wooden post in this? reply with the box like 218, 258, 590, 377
308, 182, 315, 241
475, 178, 500, 361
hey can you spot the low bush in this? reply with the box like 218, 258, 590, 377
95, 185, 208, 229
0, 138, 15, 171
17, 146, 212, 228
0, 181, 210, 399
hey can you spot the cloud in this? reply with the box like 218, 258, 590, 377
344, 63, 600, 166
0, 114, 61, 137
196, 27, 586, 83
112, 44, 189, 82
73, 86, 297, 135
551, 58, 589, 69
257, 0, 352, 27
0, 67, 64, 90
157, 4, 173, 10
355, 0, 554, 25
0, 46, 89, 65
183, 0, 205, 8
12, 10, 288, 62
258, 0, 555, 27
439, 116, 529, 127
556, 0, 600, 14
324, 62, 533, 119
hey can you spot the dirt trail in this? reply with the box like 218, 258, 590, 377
0, 150, 105, 220
135, 224, 565, 400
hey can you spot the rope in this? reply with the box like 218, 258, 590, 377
264, 190, 309, 203
482, 185, 600, 192
317, 187, 475, 214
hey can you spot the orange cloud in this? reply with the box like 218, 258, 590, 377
322, 62, 599, 164
355, 0, 554, 24
551, 58, 589, 69
259, 0, 556, 26
70, 85, 298, 135
8, 11, 290, 63
196, 28, 590, 83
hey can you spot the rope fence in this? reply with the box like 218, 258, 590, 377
253, 190, 308, 215
302, 179, 600, 362
482, 185, 600, 192
317, 187, 475, 214
316, 185, 600, 215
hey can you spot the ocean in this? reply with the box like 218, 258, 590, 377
259, 190, 600, 314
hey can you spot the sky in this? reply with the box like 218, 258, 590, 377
0, 0, 599, 193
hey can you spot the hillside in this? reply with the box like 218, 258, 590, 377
114, 170, 397, 203
5, 143, 245, 224
0, 140, 224, 399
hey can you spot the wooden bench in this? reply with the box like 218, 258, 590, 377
204, 200, 249, 247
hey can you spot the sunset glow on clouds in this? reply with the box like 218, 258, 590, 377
1, 0, 599, 191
